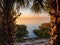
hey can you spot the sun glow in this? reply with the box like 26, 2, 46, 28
16, 12, 50, 24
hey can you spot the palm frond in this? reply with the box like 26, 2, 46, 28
31, 0, 44, 13
32, 2, 40, 13
16, 0, 25, 7
46, 0, 57, 11
0, 2, 3, 9
0, 0, 3, 11
16, 0, 29, 7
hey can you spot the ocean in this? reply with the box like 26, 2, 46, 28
16, 17, 50, 38
25, 24, 40, 38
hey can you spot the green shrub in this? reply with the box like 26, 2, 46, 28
16, 25, 28, 42
33, 23, 51, 38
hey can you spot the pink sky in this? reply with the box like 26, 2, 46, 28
16, 12, 50, 24
16, 8, 50, 24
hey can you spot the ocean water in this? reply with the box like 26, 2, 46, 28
17, 18, 50, 38
19, 24, 40, 38
26, 24, 40, 38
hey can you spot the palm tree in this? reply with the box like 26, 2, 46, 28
0, 0, 27, 45
46, 0, 60, 45
32, 0, 60, 45
0, 0, 44, 45
31, 0, 60, 44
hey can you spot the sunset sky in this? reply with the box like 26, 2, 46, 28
16, 8, 50, 25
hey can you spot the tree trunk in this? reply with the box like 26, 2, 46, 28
50, 14, 60, 45
49, 0, 60, 45
0, 0, 16, 45
0, 11, 16, 45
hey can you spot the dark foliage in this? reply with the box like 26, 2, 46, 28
33, 23, 51, 38
16, 25, 28, 38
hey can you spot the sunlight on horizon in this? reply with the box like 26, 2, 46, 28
16, 12, 50, 25
16, 8, 50, 25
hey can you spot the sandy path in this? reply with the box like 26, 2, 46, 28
16, 39, 49, 45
